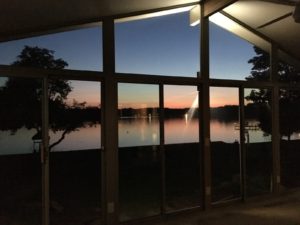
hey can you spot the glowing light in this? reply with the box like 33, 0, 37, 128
152, 133, 157, 142
182, 95, 198, 137
186, 95, 199, 122
190, 5, 200, 26
209, 12, 237, 30
190, 20, 200, 26
115, 6, 195, 23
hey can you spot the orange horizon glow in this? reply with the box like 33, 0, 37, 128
210, 100, 238, 108
118, 102, 159, 109
66, 80, 101, 107
164, 86, 198, 109
65, 82, 240, 109
210, 87, 239, 108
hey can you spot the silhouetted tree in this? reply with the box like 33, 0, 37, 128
0, 46, 99, 151
246, 47, 270, 81
246, 46, 300, 139
247, 46, 300, 82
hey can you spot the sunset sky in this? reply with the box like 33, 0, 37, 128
210, 87, 239, 108
0, 10, 257, 108
164, 85, 198, 109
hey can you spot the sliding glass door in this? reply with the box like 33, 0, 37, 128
48, 79, 102, 225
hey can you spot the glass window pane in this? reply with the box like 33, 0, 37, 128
118, 83, 160, 221
0, 27, 103, 71
209, 15, 270, 81
280, 89, 300, 188
278, 60, 300, 83
118, 83, 159, 147
210, 87, 241, 202
244, 88, 272, 196
164, 85, 199, 144
0, 76, 42, 225
164, 85, 201, 211
49, 80, 102, 225
115, 9, 200, 77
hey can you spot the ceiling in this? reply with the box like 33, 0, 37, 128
223, 0, 300, 64
0, 0, 299, 64
0, 0, 199, 42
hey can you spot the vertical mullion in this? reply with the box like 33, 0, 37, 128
159, 83, 166, 214
100, 81, 106, 225
197, 84, 204, 207
239, 86, 246, 201
270, 44, 280, 194
42, 76, 49, 225
201, 2, 211, 210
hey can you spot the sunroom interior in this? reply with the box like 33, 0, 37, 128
0, 0, 300, 225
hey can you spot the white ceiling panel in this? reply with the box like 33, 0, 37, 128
260, 15, 300, 59
224, 1, 293, 29
223, 0, 300, 61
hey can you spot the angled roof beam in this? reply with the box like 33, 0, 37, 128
221, 10, 300, 62
203, 0, 238, 17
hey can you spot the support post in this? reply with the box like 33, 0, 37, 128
270, 44, 280, 194
201, 2, 211, 210
102, 18, 119, 225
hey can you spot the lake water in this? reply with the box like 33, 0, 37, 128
0, 118, 273, 155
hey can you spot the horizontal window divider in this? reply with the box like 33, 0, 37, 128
3, 64, 300, 88
0, 65, 104, 81
0, 64, 48, 78
49, 71, 104, 81
278, 83, 300, 89
116, 73, 201, 85
209, 78, 274, 88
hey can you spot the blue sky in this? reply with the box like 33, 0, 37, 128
0, 10, 260, 107
0, 11, 257, 80
209, 21, 254, 80
0, 27, 103, 71
115, 12, 200, 76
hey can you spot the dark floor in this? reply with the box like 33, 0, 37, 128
142, 188, 300, 225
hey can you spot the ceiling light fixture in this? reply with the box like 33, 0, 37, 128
190, 5, 200, 26
116, 6, 194, 23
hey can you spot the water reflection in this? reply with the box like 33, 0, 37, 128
165, 118, 199, 144
50, 123, 101, 151
210, 120, 239, 143
0, 118, 274, 155
118, 118, 159, 147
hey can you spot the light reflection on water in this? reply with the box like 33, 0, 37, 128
165, 118, 199, 144
0, 118, 273, 155
119, 118, 159, 147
